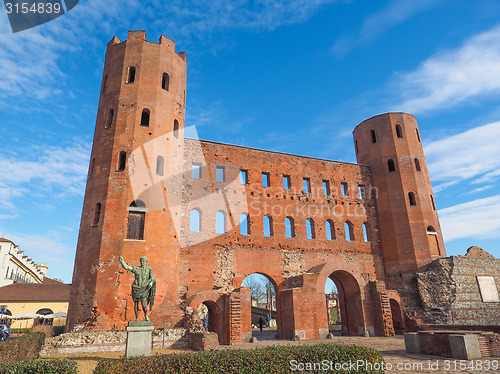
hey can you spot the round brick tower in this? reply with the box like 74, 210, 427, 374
67, 31, 187, 330
353, 113, 445, 282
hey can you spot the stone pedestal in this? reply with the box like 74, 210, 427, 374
126, 322, 154, 357
404, 333, 421, 354
450, 334, 481, 360
188, 332, 219, 351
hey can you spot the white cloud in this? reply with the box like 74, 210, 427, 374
0, 138, 90, 210
425, 121, 500, 191
331, 0, 441, 57
396, 24, 500, 113
439, 195, 500, 241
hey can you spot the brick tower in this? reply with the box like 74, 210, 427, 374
67, 31, 187, 330
353, 113, 445, 283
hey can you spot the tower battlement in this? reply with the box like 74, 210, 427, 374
107, 30, 186, 59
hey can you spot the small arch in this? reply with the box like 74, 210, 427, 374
285, 216, 295, 238
36, 308, 54, 326
190, 209, 201, 232
408, 192, 417, 206
240, 213, 250, 236
89, 158, 95, 179
416, 128, 421, 142
127, 66, 136, 84
414, 158, 421, 172
105, 109, 114, 128
173, 119, 179, 138
426, 226, 440, 256
92, 203, 101, 227
140, 109, 150, 127
306, 218, 315, 239
427, 226, 436, 233
370, 130, 377, 143
216, 211, 226, 234
162, 72, 170, 91
117, 151, 127, 172
325, 219, 335, 240
430, 195, 436, 210
263, 215, 273, 237
127, 200, 146, 240
388, 159, 396, 172
345, 221, 354, 241
156, 155, 164, 176
395, 124, 403, 138
362, 222, 370, 242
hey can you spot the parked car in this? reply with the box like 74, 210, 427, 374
0, 324, 10, 339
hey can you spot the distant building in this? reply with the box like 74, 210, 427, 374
0, 277, 70, 329
0, 238, 48, 287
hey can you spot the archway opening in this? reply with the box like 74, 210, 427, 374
324, 270, 363, 336
197, 301, 222, 339
389, 299, 404, 335
241, 273, 278, 341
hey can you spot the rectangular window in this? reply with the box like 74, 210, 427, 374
303, 178, 311, 194
283, 175, 291, 190
192, 163, 201, 179
322, 180, 330, 196
358, 185, 365, 199
262, 172, 270, 187
240, 170, 248, 185
127, 211, 145, 240
341, 182, 348, 196
216, 166, 225, 182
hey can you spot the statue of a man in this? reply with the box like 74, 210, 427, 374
119, 256, 156, 322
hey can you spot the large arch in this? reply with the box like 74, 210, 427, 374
185, 290, 225, 344
309, 260, 368, 336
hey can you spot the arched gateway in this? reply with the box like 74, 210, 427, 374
67, 32, 446, 344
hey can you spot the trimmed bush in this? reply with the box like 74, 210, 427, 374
53, 326, 66, 336
94, 343, 385, 373
0, 333, 45, 363
0, 359, 77, 374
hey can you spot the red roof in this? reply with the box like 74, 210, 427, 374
0, 279, 70, 302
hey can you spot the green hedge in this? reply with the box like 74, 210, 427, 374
0, 359, 77, 374
95, 343, 385, 374
0, 333, 45, 363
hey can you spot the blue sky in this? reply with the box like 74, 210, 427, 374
1, 0, 500, 283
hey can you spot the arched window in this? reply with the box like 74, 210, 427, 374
430, 195, 436, 210
216, 211, 226, 234
370, 130, 377, 143
263, 215, 273, 237
127, 66, 136, 83
306, 218, 315, 239
36, 308, 54, 326
101, 74, 107, 93
408, 192, 416, 206
127, 200, 146, 240
89, 158, 95, 179
141, 109, 150, 127
395, 124, 403, 138
345, 221, 354, 241
173, 119, 179, 138
156, 155, 164, 176
363, 222, 370, 242
414, 158, 421, 172
240, 213, 250, 235
92, 203, 101, 227
117, 151, 127, 172
162, 73, 169, 91
190, 209, 201, 232
416, 128, 421, 142
285, 217, 295, 238
106, 109, 114, 128
388, 159, 396, 172
325, 220, 335, 240
355, 140, 359, 154
427, 226, 436, 233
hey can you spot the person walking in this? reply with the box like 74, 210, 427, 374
258, 317, 264, 333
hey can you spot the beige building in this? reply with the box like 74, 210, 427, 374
0, 277, 70, 329
0, 238, 48, 287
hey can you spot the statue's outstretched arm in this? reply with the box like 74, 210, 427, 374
119, 256, 133, 271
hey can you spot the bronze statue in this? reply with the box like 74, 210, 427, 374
119, 256, 156, 322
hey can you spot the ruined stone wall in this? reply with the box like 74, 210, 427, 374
417, 253, 500, 326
